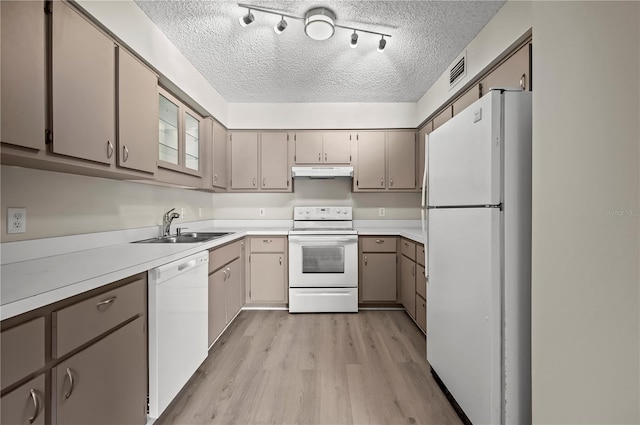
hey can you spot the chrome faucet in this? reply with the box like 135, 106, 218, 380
162, 208, 180, 237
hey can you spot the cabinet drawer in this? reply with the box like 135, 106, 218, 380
1, 317, 45, 390
54, 278, 145, 358
416, 265, 426, 299
361, 237, 397, 253
250, 237, 285, 252
417, 244, 425, 266
209, 240, 242, 273
416, 294, 426, 333
400, 239, 416, 260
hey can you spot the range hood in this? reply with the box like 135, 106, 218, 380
291, 166, 354, 179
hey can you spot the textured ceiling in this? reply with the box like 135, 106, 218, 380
134, 0, 506, 103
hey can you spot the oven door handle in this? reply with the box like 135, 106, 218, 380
289, 236, 357, 243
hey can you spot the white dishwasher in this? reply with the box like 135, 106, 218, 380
148, 251, 208, 421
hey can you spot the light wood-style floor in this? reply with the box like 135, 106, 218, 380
156, 310, 462, 425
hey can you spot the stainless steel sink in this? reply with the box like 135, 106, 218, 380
133, 232, 232, 244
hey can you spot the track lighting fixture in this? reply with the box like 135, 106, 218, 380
274, 16, 287, 34
239, 8, 254, 27
237, 3, 391, 50
377, 36, 386, 52
350, 31, 358, 48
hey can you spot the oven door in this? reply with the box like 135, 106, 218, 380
288, 235, 358, 288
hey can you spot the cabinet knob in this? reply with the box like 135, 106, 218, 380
28, 389, 40, 424
520, 73, 526, 90
263, 178, 266, 187
364, 255, 368, 265
380, 178, 384, 187
123, 145, 129, 162
390, 178, 394, 187
226, 267, 231, 279
253, 178, 256, 186
324, 153, 328, 162
222, 269, 227, 280
375, 239, 384, 244
214, 174, 218, 183
263, 239, 272, 243
106, 141, 114, 159
279, 257, 282, 266
318, 153, 321, 162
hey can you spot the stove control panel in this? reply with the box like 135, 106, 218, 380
293, 206, 352, 220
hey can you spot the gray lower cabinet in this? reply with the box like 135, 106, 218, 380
399, 255, 416, 319
1, 374, 46, 425
361, 253, 397, 302
208, 240, 244, 346
0, 274, 147, 425
55, 317, 146, 425
247, 237, 287, 304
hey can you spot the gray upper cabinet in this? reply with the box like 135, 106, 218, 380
0, 0, 46, 151
212, 120, 228, 190
52, 1, 116, 165
260, 132, 289, 190
356, 132, 386, 189
417, 121, 432, 191
158, 88, 203, 176
355, 131, 416, 191
432, 106, 453, 131
387, 131, 416, 189
294, 131, 352, 164
481, 42, 531, 93
229, 131, 259, 190
453, 84, 481, 117
117, 48, 158, 174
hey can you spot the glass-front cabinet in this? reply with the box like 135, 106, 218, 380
157, 88, 201, 175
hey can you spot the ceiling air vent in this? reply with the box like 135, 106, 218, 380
449, 51, 466, 89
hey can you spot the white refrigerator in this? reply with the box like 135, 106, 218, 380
422, 89, 532, 425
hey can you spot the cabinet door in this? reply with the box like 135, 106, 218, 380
387, 131, 416, 189
1, 374, 45, 425
208, 269, 227, 347
361, 253, 397, 302
452, 84, 481, 116
230, 132, 258, 189
260, 132, 289, 190
52, 1, 115, 164
399, 256, 416, 318
55, 317, 146, 425
183, 108, 202, 175
117, 48, 158, 174
432, 106, 453, 131
1, 0, 46, 150
323, 132, 352, 164
225, 258, 243, 321
294, 132, 323, 164
356, 132, 386, 189
212, 120, 228, 189
250, 253, 286, 302
482, 43, 530, 92
416, 295, 427, 333
418, 122, 432, 191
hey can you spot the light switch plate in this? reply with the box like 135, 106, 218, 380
7, 207, 26, 234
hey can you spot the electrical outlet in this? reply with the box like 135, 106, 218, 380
378, 208, 386, 217
180, 207, 186, 218
7, 208, 26, 234
259, 208, 266, 217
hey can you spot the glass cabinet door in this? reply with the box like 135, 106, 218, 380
184, 111, 200, 172
157, 88, 202, 176
158, 94, 179, 166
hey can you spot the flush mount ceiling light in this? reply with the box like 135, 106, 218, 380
304, 7, 336, 41
237, 3, 391, 50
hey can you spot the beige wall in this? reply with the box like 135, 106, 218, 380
531, 2, 639, 423
0, 166, 215, 242
211, 178, 420, 220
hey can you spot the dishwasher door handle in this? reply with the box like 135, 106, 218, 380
178, 259, 197, 272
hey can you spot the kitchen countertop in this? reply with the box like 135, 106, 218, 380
1, 220, 423, 321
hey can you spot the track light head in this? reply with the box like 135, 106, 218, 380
274, 16, 287, 34
350, 31, 358, 48
377, 36, 386, 52
239, 9, 255, 27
